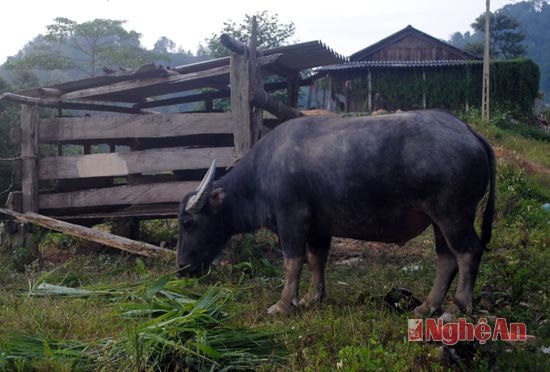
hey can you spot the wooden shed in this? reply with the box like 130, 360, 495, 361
314, 25, 479, 112
0, 36, 344, 252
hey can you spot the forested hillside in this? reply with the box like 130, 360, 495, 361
449, 0, 550, 102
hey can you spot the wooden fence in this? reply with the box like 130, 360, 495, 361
1, 30, 344, 252
9, 108, 237, 224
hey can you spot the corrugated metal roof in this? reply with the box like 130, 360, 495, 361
264, 40, 347, 71
319, 59, 476, 72
3, 41, 346, 108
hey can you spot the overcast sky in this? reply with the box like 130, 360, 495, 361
0, 0, 518, 63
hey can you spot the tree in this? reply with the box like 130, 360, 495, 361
5, 18, 163, 78
154, 36, 177, 54
202, 10, 295, 58
0, 78, 19, 205
466, 11, 526, 59
448, 31, 480, 50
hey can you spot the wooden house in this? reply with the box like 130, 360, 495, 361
314, 25, 479, 112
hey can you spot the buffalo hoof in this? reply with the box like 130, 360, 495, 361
445, 301, 473, 316
267, 300, 296, 315
413, 302, 440, 317
298, 292, 324, 308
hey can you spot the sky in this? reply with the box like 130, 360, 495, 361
0, 0, 519, 64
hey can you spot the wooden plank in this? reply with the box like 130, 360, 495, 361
136, 89, 229, 109
0, 207, 175, 258
39, 146, 235, 180
49, 203, 180, 222
20, 105, 39, 212
39, 181, 200, 210
38, 112, 233, 143
133, 78, 291, 110
230, 53, 251, 158
60, 65, 231, 101
1, 92, 144, 114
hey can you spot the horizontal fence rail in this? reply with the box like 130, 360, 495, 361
11, 112, 234, 144
39, 147, 234, 180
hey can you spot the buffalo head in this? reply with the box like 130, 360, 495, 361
176, 160, 230, 276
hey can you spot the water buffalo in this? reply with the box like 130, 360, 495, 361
176, 110, 495, 316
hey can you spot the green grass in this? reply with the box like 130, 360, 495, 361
0, 110, 549, 370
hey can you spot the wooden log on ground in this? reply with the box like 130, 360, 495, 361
0, 207, 175, 258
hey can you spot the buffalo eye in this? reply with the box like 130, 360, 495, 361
182, 218, 196, 231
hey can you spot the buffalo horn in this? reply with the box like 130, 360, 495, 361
185, 160, 217, 214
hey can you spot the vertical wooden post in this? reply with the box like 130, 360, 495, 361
248, 16, 263, 144
422, 68, 427, 109
20, 104, 39, 213
205, 93, 213, 112
230, 16, 264, 158
287, 72, 300, 108
325, 74, 333, 111
230, 52, 252, 158
367, 69, 373, 112
465, 65, 470, 112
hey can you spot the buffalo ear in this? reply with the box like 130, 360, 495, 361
209, 188, 225, 212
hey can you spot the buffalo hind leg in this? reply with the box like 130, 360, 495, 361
431, 218, 484, 317
300, 237, 331, 308
415, 224, 458, 316
444, 226, 484, 316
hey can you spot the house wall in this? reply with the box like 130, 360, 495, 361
368, 36, 469, 61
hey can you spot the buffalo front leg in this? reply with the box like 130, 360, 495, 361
268, 210, 309, 315
300, 237, 331, 308
268, 256, 305, 315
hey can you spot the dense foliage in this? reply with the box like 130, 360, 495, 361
343, 59, 540, 115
